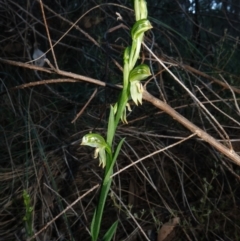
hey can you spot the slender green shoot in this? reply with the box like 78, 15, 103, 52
23, 190, 34, 238
80, 1, 152, 240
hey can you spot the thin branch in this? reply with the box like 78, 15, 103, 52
39, 0, 59, 70
142, 90, 240, 166
71, 88, 98, 123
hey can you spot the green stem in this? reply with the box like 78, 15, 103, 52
91, 166, 112, 241
130, 35, 143, 70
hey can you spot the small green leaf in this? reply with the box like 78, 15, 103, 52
131, 19, 152, 40
104, 138, 125, 185
91, 210, 97, 240
102, 220, 118, 241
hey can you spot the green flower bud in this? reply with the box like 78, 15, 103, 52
129, 64, 151, 82
131, 19, 152, 40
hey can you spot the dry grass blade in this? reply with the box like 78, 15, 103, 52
157, 217, 180, 241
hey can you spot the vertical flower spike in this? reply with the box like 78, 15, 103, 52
134, 0, 148, 21
81, 133, 111, 168
81, 2, 152, 241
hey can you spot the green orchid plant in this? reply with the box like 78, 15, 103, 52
23, 190, 34, 238
81, 1, 152, 240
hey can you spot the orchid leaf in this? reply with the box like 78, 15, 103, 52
104, 138, 125, 185
102, 220, 118, 241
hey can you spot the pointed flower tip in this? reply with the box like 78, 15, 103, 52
130, 81, 143, 106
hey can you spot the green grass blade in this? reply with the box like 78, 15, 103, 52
102, 220, 118, 241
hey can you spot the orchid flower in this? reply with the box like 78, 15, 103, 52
129, 64, 151, 105
81, 133, 111, 168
